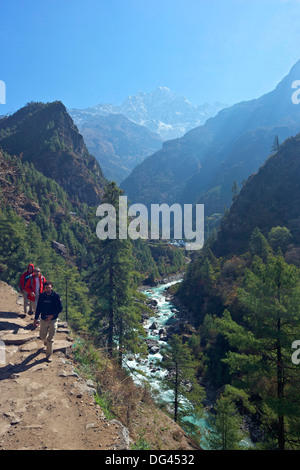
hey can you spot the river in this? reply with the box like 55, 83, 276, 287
124, 278, 211, 448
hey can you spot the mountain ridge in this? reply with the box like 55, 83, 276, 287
0, 101, 106, 206
69, 86, 226, 141
121, 60, 300, 215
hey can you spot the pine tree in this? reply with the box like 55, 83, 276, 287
268, 226, 292, 253
160, 334, 205, 423
231, 180, 240, 201
90, 182, 145, 363
249, 227, 269, 260
0, 208, 29, 284
208, 391, 247, 450
216, 255, 300, 449
271, 135, 280, 153
54, 264, 90, 331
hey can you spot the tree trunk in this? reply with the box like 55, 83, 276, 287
277, 313, 285, 450
118, 319, 123, 366
174, 363, 178, 422
65, 276, 68, 322
108, 260, 114, 356
276, 282, 285, 451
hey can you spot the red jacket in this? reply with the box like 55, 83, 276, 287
19, 263, 35, 291
25, 273, 46, 301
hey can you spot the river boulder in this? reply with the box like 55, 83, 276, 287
159, 334, 168, 342
151, 330, 159, 336
149, 321, 159, 330
149, 345, 160, 354
146, 338, 161, 354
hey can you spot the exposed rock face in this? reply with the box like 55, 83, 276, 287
51, 241, 68, 258
0, 150, 41, 220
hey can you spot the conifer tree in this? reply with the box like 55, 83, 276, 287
90, 182, 145, 363
271, 135, 280, 153
0, 208, 29, 284
249, 227, 269, 260
216, 254, 300, 450
54, 264, 90, 331
231, 180, 240, 201
207, 390, 248, 450
160, 334, 205, 423
268, 226, 292, 253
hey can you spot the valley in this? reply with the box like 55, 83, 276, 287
1, 59, 300, 451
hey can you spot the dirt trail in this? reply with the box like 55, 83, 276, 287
0, 281, 128, 450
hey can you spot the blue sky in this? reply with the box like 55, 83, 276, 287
1, 0, 300, 114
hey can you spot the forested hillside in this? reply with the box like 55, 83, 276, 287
0, 101, 106, 205
212, 131, 300, 257
174, 130, 300, 450
0, 104, 190, 450
0, 144, 185, 343
3, 94, 300, 450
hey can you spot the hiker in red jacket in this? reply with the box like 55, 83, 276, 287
19, 263, 34, 315
25, 267, 46, 315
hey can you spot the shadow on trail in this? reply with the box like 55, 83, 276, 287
0, 349, 48, 380
0, 312, 20, 319
0, 311, 34, 332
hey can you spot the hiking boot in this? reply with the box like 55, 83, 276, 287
46, 355, 52, 362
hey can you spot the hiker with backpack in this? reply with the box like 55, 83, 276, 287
25, 267, 46, 314
33, 281, 63, 362
19, 263, 34, 315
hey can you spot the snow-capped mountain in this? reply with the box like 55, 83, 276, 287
121, 59, 300, 216
69, 87, 226, 140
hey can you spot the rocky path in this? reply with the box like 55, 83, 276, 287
0, 281, 129, 450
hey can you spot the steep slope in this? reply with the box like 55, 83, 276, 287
0, 282, 125, 451
212, 131, 300, 256
0, 101, 106, 205
0, 149, 40, 220
0, 148, 98, 279
76, 113, 162, 183
70, 87, 226, 141
0, 281, 199, 451
121, 60, 300, 214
